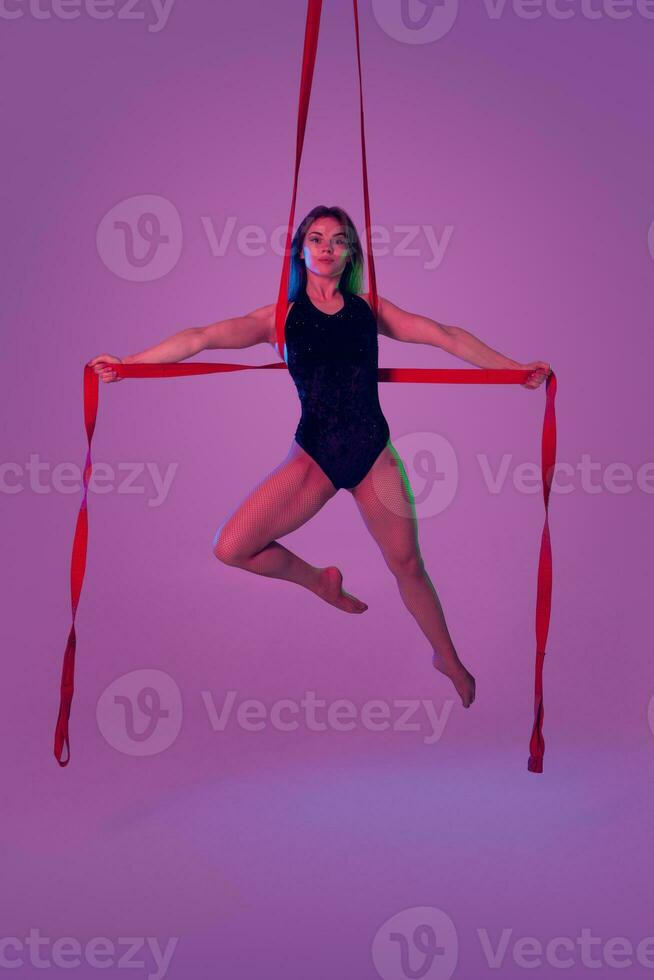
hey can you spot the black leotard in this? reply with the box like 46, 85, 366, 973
284, 285, 390, 490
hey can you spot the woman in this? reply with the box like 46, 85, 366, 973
90, 205, 550, 710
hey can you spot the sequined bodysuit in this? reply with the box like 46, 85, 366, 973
284, 285, 390, 490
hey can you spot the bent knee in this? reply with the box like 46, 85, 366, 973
386, 551, 425, 579
211, 523, 249, 566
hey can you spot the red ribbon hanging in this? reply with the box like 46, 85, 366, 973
54, 0, 557, 771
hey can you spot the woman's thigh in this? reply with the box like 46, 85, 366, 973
213, 440, 338, 561
349, 442, 423, 570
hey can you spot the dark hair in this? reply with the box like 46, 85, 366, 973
288, 205, 365, 300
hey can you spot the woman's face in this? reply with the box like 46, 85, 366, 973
301, 218, 351, 279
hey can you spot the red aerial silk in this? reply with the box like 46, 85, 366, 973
54, 0, 557, 771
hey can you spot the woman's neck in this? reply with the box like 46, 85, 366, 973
305, 277, 341, 303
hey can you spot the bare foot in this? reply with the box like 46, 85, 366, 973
432, 651, 476, 708
314, 566, 368, 614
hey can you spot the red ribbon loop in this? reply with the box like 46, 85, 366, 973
54, 0, 557, 771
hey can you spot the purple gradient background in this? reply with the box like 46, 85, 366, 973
2, 0, 653, 977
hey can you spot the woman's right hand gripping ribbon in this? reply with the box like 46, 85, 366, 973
88, 354, 124, 383
520, 360, 552, 390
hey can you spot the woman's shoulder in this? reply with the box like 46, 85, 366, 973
353, 291, 382, 314
264, 299, 298, 349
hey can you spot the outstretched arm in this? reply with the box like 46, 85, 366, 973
199, 303, 275, 351
89, 304, 275, 381
123, 304, 274, 362
375, 295, 550, 389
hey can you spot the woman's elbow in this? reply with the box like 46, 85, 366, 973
192, 325, 212, 353
434, 323, 460, 355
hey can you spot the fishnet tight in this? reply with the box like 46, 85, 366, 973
349, 442, 462, 665
213, 440, 465, 669
212, 441, 338, 595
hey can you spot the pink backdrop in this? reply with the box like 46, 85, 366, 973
3, 0, 652, 977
